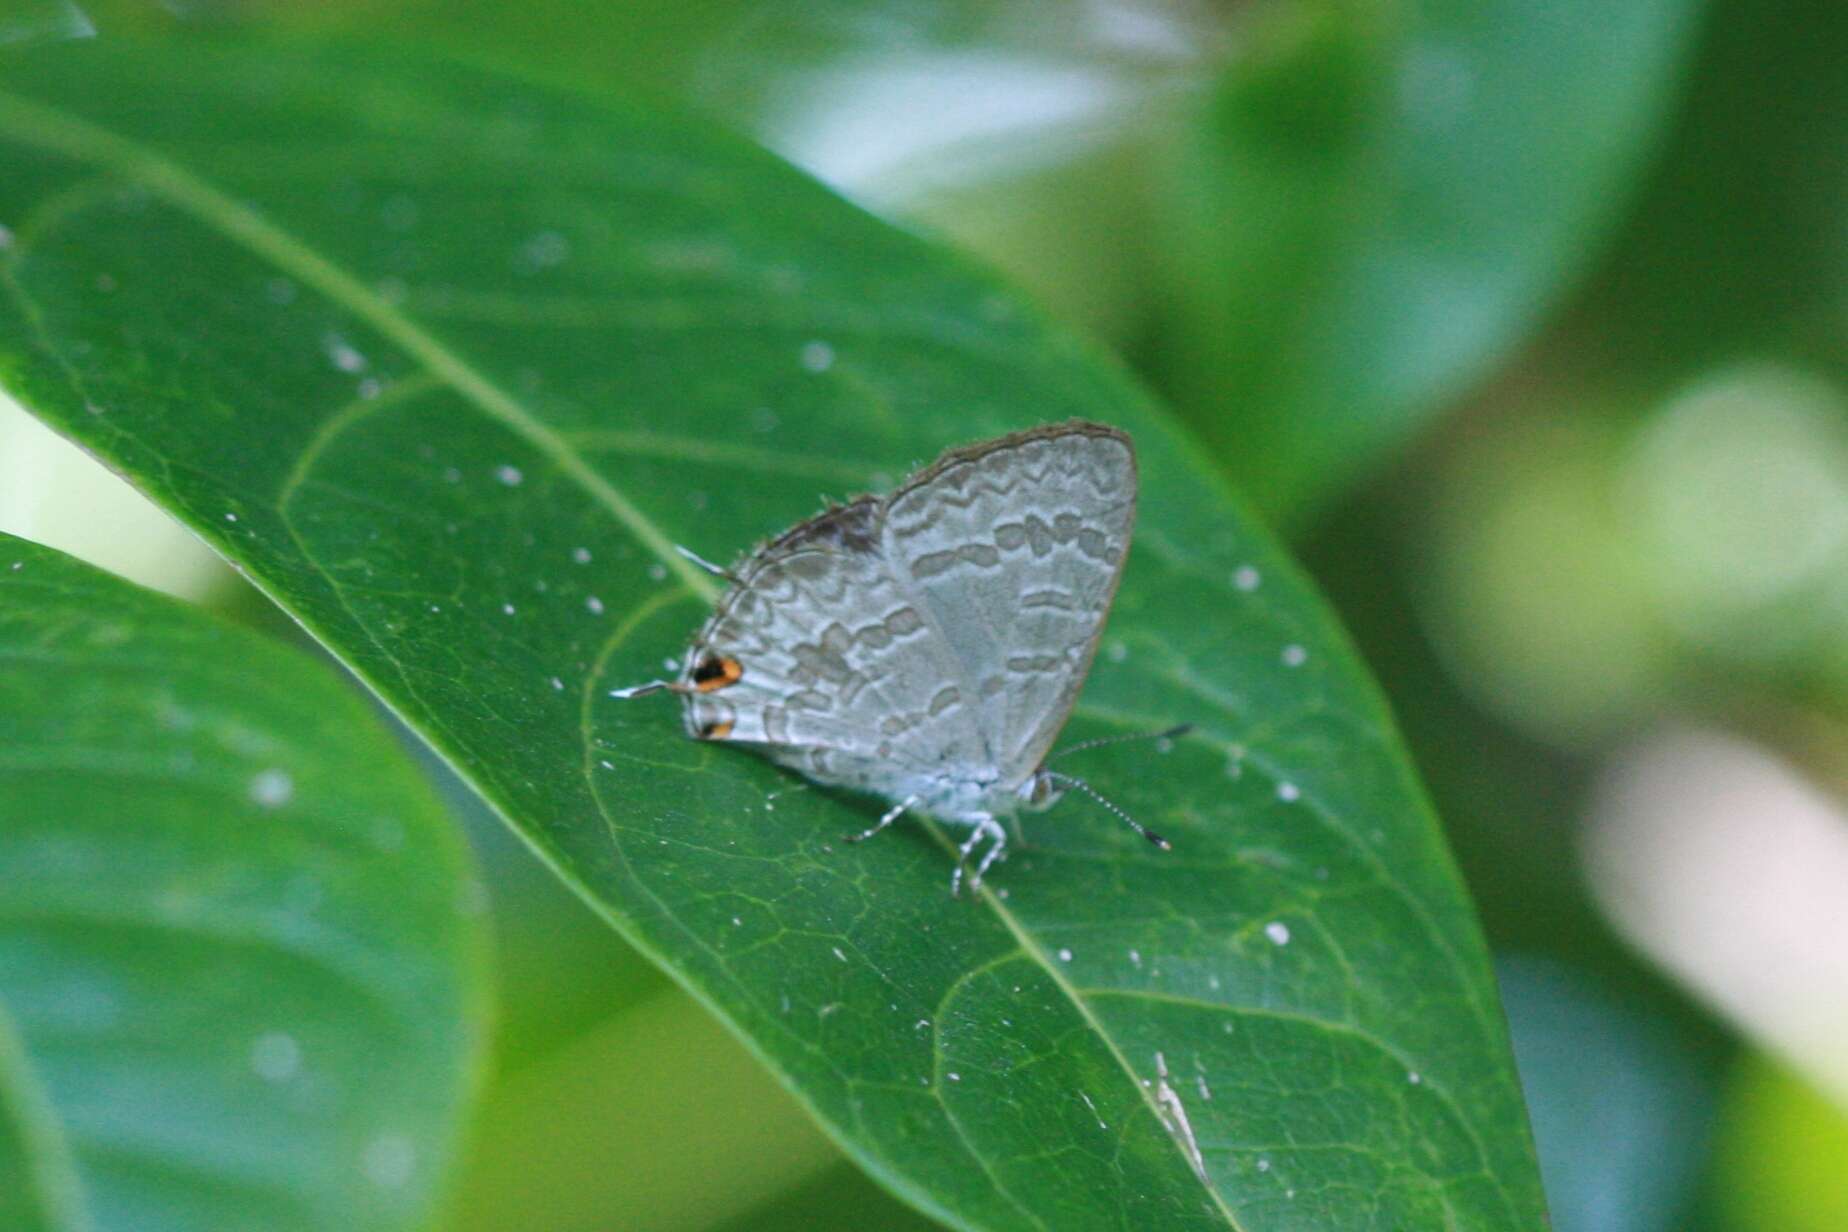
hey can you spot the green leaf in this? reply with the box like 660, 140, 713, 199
1160, 0, 1703, 522
1498, 958, 1716, 1232
0, 534, 489, 1232
0, 39, 1545, 1229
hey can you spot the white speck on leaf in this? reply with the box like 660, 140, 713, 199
586, 596, 605, 615
361, 1133, 416, 1189
1277, 781, 1300, 802
224, 512, 238, 522
249, 769, 293, 809
647, 562, 668, 581
1057, 948, 1073, 963
249, 1031, 301, 1082
946, 1072, 961, 1082
800, 340, 835, 372
494, 464, 524, 486
832, 946, 848, 963
502, 603, 516, 616
1282, 643, 1307, 667
1106, 641, 1128, 663
1234, 565, 1261, 591
1080, 1090, 1107, 1129
571, 547, 592, 564
1129, 949, 1142, 967
517, 230, 570, 271
1265, 921, 1291, 946
1408, 1070, 1422, 1085
323, 332, 367, 373
549, 676, 564, 691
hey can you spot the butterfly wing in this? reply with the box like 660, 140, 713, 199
880, 422, 1136, 785
682, 499, 988, 796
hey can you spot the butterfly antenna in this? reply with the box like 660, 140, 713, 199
1045, 771, 1171, 850
674, 544, 737, 582
609, 679, 692, 699
1052, 724, 1193, 761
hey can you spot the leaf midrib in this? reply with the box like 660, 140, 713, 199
940, 830, 1246, 1230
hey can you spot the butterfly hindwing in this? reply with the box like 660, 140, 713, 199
683, 498, 988, 790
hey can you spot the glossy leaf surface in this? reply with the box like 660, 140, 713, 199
0, 534, 487, 1232
0, 40, 1543, 1229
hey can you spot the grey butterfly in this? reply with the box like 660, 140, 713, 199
614, 420, 1178, 894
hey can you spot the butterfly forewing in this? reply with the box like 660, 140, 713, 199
881, 423, 1136, 784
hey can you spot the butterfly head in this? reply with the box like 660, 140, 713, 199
1018, 769, 1067, 813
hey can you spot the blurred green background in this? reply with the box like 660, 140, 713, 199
3, 1, 1844, 1229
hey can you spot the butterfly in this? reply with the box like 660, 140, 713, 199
614, 421, 1180, 894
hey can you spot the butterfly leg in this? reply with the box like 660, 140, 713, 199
952, 813, 1006, 897
970, 816, 1009, 890
844, 793, 919, 845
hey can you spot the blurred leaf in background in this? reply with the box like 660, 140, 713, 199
1497, 956, 1718, 1232
0, 535, 488, 1232
1715, 1054, 1848, 1232
1156, 0, 1703, 523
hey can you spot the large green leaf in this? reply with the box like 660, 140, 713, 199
0, 534, 488, 1232
0, 39, 1545, 1229
1160, 0, 1702, 522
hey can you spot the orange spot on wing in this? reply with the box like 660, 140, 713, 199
699, 719, 734, 740
693, 655, 744, 692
